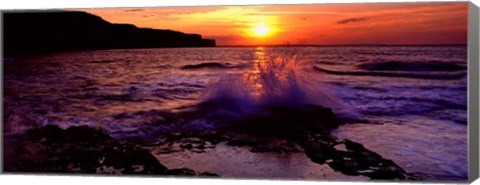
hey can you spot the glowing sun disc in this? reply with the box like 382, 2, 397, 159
253, 25, 270, 36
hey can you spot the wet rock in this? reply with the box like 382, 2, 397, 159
26, 124, 65, 143
33, 109, 48, 115
11, 102, 417, 180
224, 104, 340, 140
169, 103, 418, 180
166, 168, 196, 176
12, 125, 167, 174
180, 143, 193, 149
302, 140, 337, 164
300, 135, 416, 180
9, 125, 218, 177
64, 126, 112, 143
196, 144, 206, 149
199, 172, 221, 177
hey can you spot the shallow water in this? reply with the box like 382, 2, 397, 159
3, 46, 467, 180
151, 142, 368, 180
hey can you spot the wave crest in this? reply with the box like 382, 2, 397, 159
200, 48, 357, 119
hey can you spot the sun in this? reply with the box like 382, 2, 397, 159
252, 25, 270, 37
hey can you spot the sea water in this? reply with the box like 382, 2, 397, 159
3, 46, 467, 180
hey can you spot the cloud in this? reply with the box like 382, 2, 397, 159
248, 11, 347, 16
337, 17, 369, 24
123, 9, 144, 12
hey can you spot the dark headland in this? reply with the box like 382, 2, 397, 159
3, 10, 216, 56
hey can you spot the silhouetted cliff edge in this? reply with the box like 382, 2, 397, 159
3, 11, 216, 55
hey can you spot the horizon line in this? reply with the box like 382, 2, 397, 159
216, 43, 468, 47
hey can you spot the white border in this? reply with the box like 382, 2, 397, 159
0, 0, 478, 185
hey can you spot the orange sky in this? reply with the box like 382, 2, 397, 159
77, 2, 468, 46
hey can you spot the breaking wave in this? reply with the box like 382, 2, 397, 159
200, 48, 357, 120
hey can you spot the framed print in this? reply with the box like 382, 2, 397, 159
2, 1, 479, 183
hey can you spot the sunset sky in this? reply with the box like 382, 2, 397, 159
77, 2, 468, 46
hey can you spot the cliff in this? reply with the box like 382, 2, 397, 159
3, 10, 216, 55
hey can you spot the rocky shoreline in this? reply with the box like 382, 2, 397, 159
4, 103, 418, 180
4, 125, 218, 177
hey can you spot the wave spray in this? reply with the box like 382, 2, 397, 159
200, 47, 356, 119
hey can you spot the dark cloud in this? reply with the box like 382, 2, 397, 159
337, 17, 369, 24
123, 9, 144, 12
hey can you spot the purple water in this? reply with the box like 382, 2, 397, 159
3, 46, 467, 180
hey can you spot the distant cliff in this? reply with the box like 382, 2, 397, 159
3, 10, 216, 55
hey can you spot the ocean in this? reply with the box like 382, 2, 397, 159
3, 46, 468, 180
